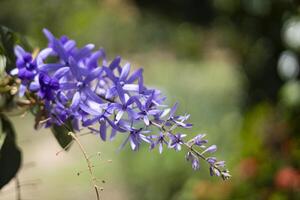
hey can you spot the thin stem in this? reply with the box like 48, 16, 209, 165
149, 119, 225, 176
15, 177, 21, 200
68, 132, 100, 200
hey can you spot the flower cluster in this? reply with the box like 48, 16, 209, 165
11, 29, 230, 180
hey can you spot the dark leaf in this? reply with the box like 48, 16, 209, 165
0, 26, 31, 73
0, 114, 22, 189
51, 120, 73, 150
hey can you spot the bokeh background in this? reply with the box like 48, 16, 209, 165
1, 0, 300, 199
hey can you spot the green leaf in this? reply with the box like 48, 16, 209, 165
0, 26, 31, 73
51, 120, 73, 150
0, 114, 22, 189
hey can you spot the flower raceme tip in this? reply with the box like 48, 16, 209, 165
11, 28, 230, 180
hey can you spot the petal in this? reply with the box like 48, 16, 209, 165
169, 103, 178, 119
127, 68, 143, 83
119, 135, 130, 150
202, 145, 217, 154
53, 67, 70, 79
145, 91, 154, 109
130, 137, 137, 150
82, 117, 99, 126
159, 143, 163, 154
39, 63, 64, 71
10, 68, 19, 76
43, 28, 55, 42
63, 40, 76, 51
74, 44, 95, 61
119, 62, 130, 81
87, 50, 104, 68
79, 103, 102, 115
19, 84, 26, 97
84, 88, 103, 104
110, 128, 117, 141
109, 56, 121, 70
105, 117, 126, 132
36, 48, 53, 65
116, 83, 125, 104
84, 67, 102, 84
99, 120, 107, 141
160, 108, 170, 118
29, 81, 40, 91
123, 84, 139, 92
148, 109, 161, 116
103, 67, 116, 82
68, 57, 81, 81
105, 87, 117, 99
14, 45, 26, 59
70, 91, 81, 110
60, 82, 76, 90
138, 75, 144, 94
143, 115, 150, 126
116, 110, 124, 123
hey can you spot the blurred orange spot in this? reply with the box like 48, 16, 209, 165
238, 157, 258, 179
275, 167, 300, 190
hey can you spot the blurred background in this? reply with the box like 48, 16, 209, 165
1, 0, 300, 199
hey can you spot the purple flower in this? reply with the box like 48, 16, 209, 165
193, 134, 208, 146
10, 29, 230, 180
150, 132, 168, 154
186, 152, 200, 170
121, 128, 151, 151
202, 145, 217, 154
11, 46, 38, 96
38, 72, 60, 100
168, 133, 186, 151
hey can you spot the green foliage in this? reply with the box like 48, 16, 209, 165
51, 120, 73, 150
0, 114, 21, 189
0, 25, 31, 73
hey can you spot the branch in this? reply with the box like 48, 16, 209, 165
68, 132, 100, 200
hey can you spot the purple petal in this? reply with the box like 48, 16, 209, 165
127, 68, 143, 83
39, 63, 64, 71
79, 103, 102, 115
63, 40, 76, 51
99, 120, 107, 141
119, 63, 130, 81
202, 145, 217, 154
109, 56, 121, 70
53, 67, 70, 79
70, 91, 80, 110
87, 51, 102, 68
10, 68, 19, 76
116, 83, 125, 104
159, 143, 163, 154
104, 117, 126, 132
19, 84, 26, 97
84, 88, 103, 104
119, 135, 130, 150
169, 103, 178, 119
123, 84, 139, 91
14, 45, 26, 59
68, 57, 81, 81
74, 44, 95, 61
110, 128, 117, 141
130, 137, 137, 150
143, 115, 150, 126
116, 110, 124, 123
84, 67, 102, 84
60, 82, 76, 90
29, 81, 40, 91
